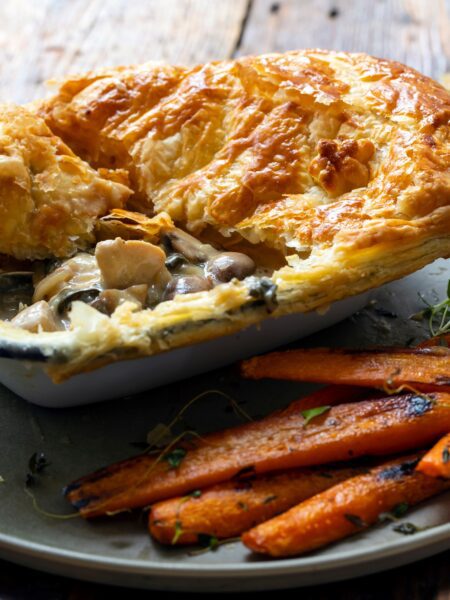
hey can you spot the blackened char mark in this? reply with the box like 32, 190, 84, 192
377, 458, 420, 482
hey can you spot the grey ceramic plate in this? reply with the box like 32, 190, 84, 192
0, 260, 449, 592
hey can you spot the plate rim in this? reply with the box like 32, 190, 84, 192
1, 521, 449, 578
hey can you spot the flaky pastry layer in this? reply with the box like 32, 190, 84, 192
0, 50, 449, 378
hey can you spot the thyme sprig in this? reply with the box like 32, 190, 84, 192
412, 281, 450, 338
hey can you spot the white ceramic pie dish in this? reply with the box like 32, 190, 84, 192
0, 291, 369, 407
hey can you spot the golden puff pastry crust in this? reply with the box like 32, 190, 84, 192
39, 50, 450, 258
1, 50, 448, 379
0, 104, 131, 260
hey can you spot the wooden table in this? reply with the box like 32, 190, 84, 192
0, 0, 449, 596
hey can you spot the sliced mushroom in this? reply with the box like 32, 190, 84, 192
205, 252, 256, 284
163, 276, 212, 301
92, 284, 148, 315
165, 253, 187, 271
51, 288, 102, 316
162, 228, 218, 263
11, 300, 61, 332
95, 237, 169, 289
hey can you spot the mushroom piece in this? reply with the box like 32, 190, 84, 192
205, 252, 256, 284
162, 228, 218, 263
51, 288, 101, 316
95, 237, 170, 289
163, 276, 212, 301
11, 300, 61, 332
92, 284, 149, 315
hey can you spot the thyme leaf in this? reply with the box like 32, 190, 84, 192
172, 520, 184, 544
164, 448, 187, 469
189, 489, 202, 498
197, 533, 219, 551
301, 405, 331, 426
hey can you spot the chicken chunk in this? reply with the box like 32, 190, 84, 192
95, 237, 169, 289
11, 300, 60, 332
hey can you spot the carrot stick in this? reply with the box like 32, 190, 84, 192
242, 454, 450, 557
65, 392, 450, 518
416, 335, 450, 349
149, 465, 364, 545
241, 347, 450, 393
416, 433, 450, 478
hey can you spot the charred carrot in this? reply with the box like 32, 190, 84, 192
149, 465, 363, 545
65, 392, 450, 518
417, 335, 450, 349
242, 454, 450, 557
417, 433, 450, 478
241, 347, 450, 393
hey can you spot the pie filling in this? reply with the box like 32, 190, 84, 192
0, 223, 277, 334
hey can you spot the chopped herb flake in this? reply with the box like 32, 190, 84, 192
263, 495, 278, 504
301, 405, 331, 426
164, 448, 187, 469
189, 490, 202, 498
344, 513, 367, 528
443, 447, 450, 464
28, 452, 50, 474
197, 533, 219, 551
393, 522, 420, 535
378, 502, 409, 523
172, 520, 183, 544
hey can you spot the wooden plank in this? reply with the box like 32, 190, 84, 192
0, 0, 249, 103
237, 0, 450, 79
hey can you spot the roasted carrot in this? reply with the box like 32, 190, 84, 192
417, 433, 450, 478
417, 335, 450, 349
149, 465, 364, 545
242, 454, 450, 557
241, 347, 450, 393
289, 385, 374, 411
65, 392, 450, 518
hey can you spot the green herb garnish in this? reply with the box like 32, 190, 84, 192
443, 447, 450, 464
197, 533, 219, 551
344, 513, 367, 528
378, 502, 409, 523
28, 452, 51, 474
301, 405, 331, 426
263, 495, 278, 504
189, 490, 202, 498
393, 522, 420, 535
164, 448, 187, 469
412, 281, 450, 337
172, 520, 184, 544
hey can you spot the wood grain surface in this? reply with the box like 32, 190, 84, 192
0, 0, 449, 597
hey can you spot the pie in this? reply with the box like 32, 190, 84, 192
0, 50, 449, 380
